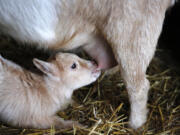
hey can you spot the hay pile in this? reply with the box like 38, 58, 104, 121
0, 36, 179, 135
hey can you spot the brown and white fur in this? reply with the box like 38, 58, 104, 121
0, 53, 100, 129
0, 0, 175, 129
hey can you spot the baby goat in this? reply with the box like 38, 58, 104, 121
0, 53, 100, 129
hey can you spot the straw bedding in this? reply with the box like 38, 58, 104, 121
0, 36, 179, 135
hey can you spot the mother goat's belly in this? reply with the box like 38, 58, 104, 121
0, 0, 60, 45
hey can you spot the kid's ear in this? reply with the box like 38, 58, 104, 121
0, 55, 3, 68
0, 54, 4, 62
33, 58, 57, 76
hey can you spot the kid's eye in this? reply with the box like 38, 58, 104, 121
71, 63, 77, 69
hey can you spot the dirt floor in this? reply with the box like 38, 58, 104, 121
0, 34, 180, 135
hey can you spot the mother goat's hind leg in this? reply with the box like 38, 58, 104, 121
117, 48, 151, 129
101, 18, 159, 129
